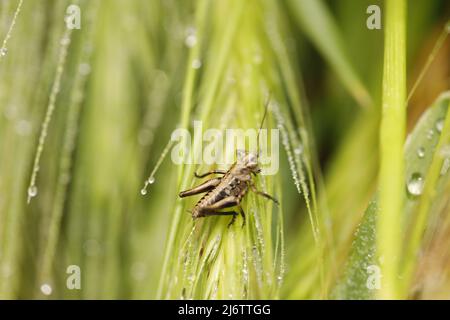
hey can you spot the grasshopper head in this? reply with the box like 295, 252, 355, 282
237, 150, 261, 174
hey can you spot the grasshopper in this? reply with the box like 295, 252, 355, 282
179, 99, 278, 227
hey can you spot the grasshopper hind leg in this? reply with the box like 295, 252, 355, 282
239, 206, 246, 227
197, 196, 243, 227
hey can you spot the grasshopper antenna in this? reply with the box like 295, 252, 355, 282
256, 93, 271, 158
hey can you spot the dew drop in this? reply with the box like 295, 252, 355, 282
427, 129, 434, 140
185, 35, 197, 48
148, 177, 155, 184
417, 147, 425, 159
191, 59, 202, 69
0, 48, 7, 57
407, 173, 424, 197
28, 185, 38, 198
78, 63, 91, 76
40, 283, 52, 296
15, 119, 32, 136
60, 36, 70, 46
184, 27, 197, 48
140, 188, 147, 195
294, 146, 303, 155
435, 118, 444, 133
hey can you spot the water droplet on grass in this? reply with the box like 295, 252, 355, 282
294, 146, 303, 155
78, 63, 91, 75
60, 36, 70, 46
15, 119, 32, 136
40, 283, 52, 295
435, 118, 444, 133
28, 185, 38, 198
141, 139, 173, 195
192, 59, 202, 69
0, 48, 7, 57
407, 173, 424, 196
185, 35, 197, 48
184, 27, 197, 48
417, 147, 425, 158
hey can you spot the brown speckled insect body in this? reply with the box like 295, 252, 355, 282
179, 99, 278, 226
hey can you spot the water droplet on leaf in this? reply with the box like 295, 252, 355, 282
417, 147, 425, 158
60, 36, 70, 46
0, 48, 7, 57
192, 59, 202, 69
185, 35, 197, 48
435, 118, 444, 133
28, 185, 38, 198
294, 146, 303, 155
407, 172, 424, 196
78, 63, 91, 75
40, 283, 52, 296
184, 27, 197, 48
148, 177, 155, 184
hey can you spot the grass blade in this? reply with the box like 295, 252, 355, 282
377, 0, 407, 299
333, 92, 450, 299
287, 0, 372, 108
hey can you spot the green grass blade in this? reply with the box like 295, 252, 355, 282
287, 0, 372, 108
332, 92, 450, 299
377, 0, 407, 299
401, 94, 450, 295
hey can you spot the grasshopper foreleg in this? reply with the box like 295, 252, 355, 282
249, 183, 279, 205
194, 170, 227, 178
179, 178, 221, 198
